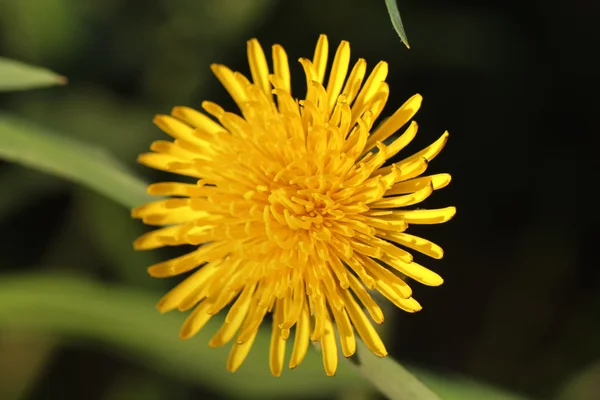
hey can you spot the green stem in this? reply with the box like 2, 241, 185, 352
344, 340, 441, 400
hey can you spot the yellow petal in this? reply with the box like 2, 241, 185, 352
383, 232, 444, 259
147, 242, 230, 277
289, 300, 311, 369
210, 64, 249, 109
146, 182, 204, 197
272, 44, 291, 94
153, 115, 199, 143
376, 281, 422, 313
247, 38, 271, 100
237, 301, 271, 344
401, 131, 449, 164
133, 224, 189, 250
227, 315, 260, 373
367, 82, 390, 124
179, 301, 213, 339
328, 299, 356, 357
326, 40, 350, 114
312, 34, 329, 85
340, 58, 366, 105
369, 182, 433, 209
132, 199, 209, 226
149, 140, 197, 160
156, 262, 220, 312
298, 57, 317, 89
378, 120, 418, 160
393, 157, 429, 182
280, 278, 305, 329
387, 173, 452, 196
269, 299, 287, 377
364, 94, 422, 153
347, 272, 384, 324
321, 310, 338, 376
311, 293, 328, 341
374, 156, 428, 181
137, 153, 202, 178
341, 289, 387, 357
359, 255, 413, 298
382, 256, 443, 287
396, 296, 422, 313
339, 254, 376, 290
365, 237, 413, 263
207, 283, 240, 315
209, 283, 255, 347
359, 215, 408, 231
352, 61, 388, 123
390, 206, 456, 225
171, 106, 224, 135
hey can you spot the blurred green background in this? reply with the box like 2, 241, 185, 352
1, 0, 598, 399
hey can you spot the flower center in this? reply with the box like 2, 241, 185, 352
267, 186, 335, 230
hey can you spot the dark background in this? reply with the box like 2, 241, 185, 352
1, 0, 599, 399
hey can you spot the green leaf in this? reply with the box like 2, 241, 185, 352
415, 368, 530, 400
0, 115, 153, 209
346, 340, 441, 399
384, 0, 410, 48
0, 57, 66, 91
346, 341, 528, 400
0, 274, 532, 400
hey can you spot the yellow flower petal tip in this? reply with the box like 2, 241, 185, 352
446, 206, 457, 221
376, 351, 388, 358
132, 35, 455, 376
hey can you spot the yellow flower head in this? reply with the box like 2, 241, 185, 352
132, 34, 455, 376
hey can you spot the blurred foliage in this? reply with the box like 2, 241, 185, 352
0, 0, 598, 399
0, 274, 529, 400
0, 115, 152, 208
0, 57, 65, 91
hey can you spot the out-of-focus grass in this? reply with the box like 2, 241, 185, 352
0, 115, 153, 208
0, 274, 371, 399
0, 57, 66, 91
0, 274, 530, 400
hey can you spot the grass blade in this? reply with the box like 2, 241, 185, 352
0, 57, 66, 91
0, 115, 152, 208
384, 0, 410, 48
345, 341, 529, 400
346, 340, 441, 399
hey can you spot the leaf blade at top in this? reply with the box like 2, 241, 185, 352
384, 0, 410, 49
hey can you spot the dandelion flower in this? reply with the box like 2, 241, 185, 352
132, 34, 455, 376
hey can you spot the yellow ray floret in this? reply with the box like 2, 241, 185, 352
132, 34, 456, 376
